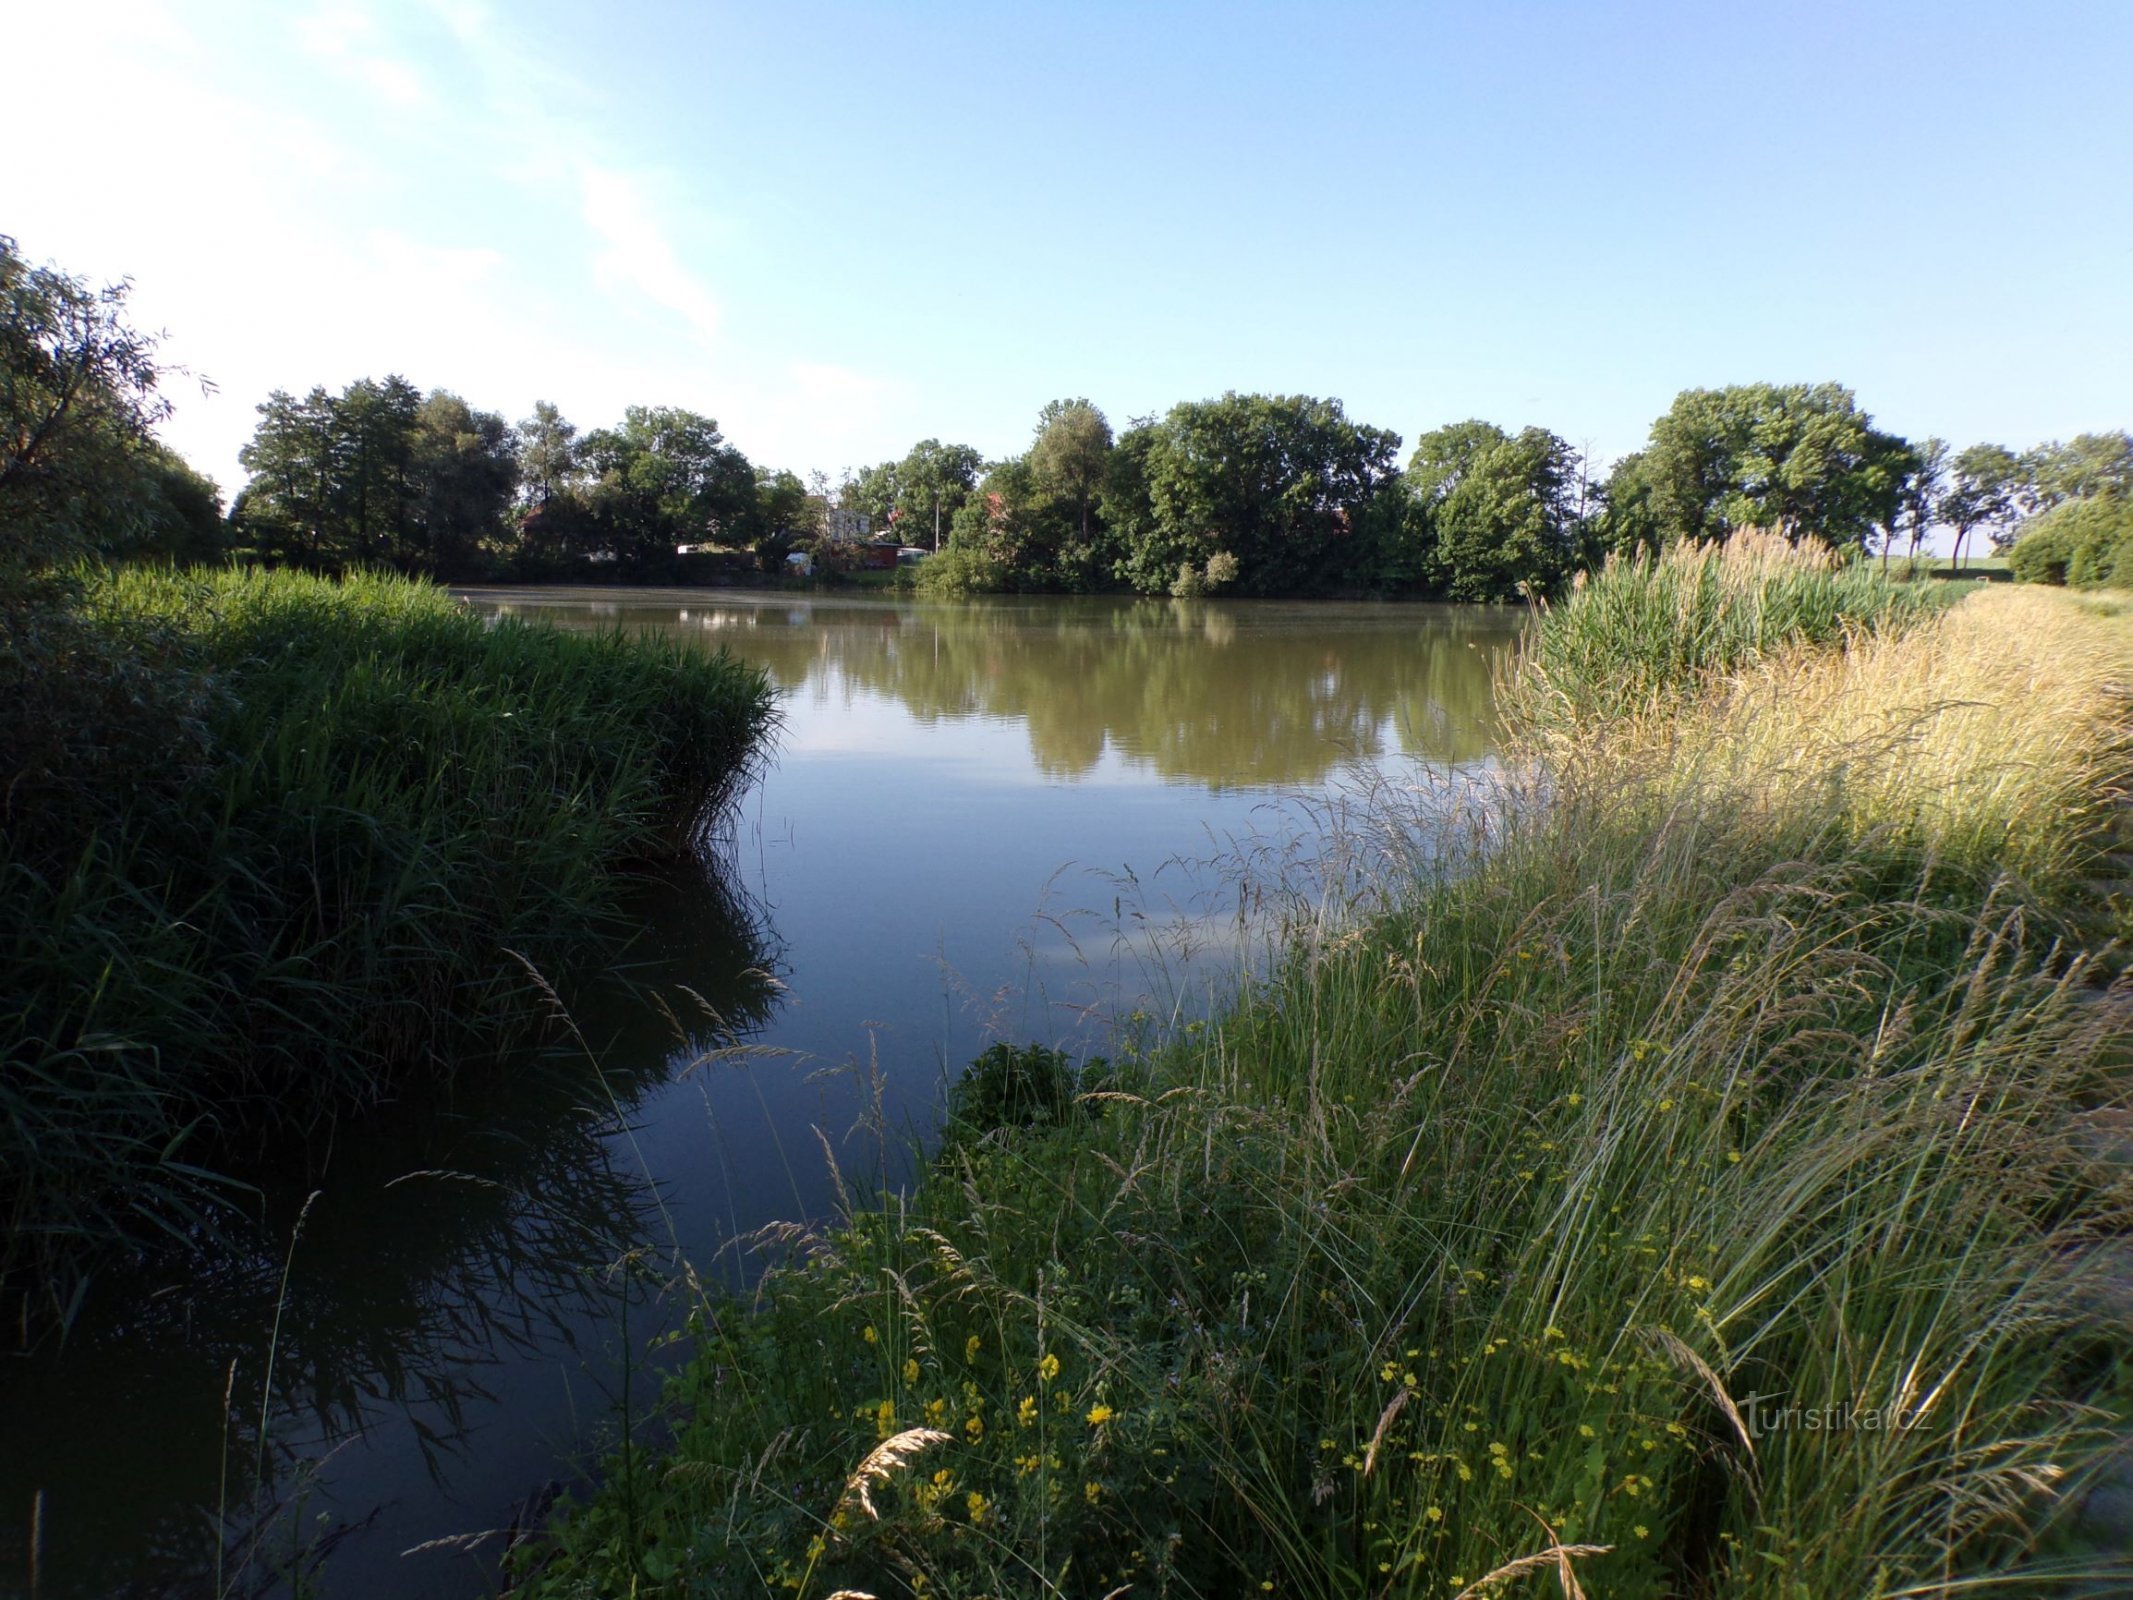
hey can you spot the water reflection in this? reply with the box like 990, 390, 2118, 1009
0, 857, 781, 1600
470, 591, 1517, 787
4, 592, 1520, 1600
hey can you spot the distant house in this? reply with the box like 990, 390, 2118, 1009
805, 499, 871, 545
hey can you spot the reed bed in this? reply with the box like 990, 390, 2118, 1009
0, 567, 777, 1290
1511, 532, 1952, 731
520, 554, 2133, 1600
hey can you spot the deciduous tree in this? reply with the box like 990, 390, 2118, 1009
578, 405, 756, 571
1, 234, 181, 578
1942, 443, 2022, 566
1408, 420, 1582, 601
1030, 398, 1112, 544
1638, 383, 1910, 553
1116, 393, 1401, 597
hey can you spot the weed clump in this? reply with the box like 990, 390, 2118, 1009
938, 1042, 1110, 1159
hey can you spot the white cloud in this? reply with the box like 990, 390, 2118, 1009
576, 164, 722, 344
295, 0, 433, 107
7, 0, 899, 496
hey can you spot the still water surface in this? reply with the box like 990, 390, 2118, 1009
0, 590, 1516, 1599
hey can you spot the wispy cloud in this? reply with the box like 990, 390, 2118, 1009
576, 164, 722, 344
295, 0, 433, 107
9, 0, 901, 490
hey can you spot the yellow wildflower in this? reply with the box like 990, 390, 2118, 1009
1087, 1403, 1115, 1426
1038, 1353, 1061, 1383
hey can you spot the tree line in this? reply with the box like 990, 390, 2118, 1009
6, 233, 2126, 601
225, 377, 2130, 602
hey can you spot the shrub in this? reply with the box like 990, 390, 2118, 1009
2011, 493, 2133, 589
937, 1042, 1111, 1160
912, 544, 1007, 597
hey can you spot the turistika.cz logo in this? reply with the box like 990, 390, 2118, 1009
1741, 1394, 1928, 1438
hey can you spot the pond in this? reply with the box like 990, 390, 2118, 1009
0, 590, 1519, 1599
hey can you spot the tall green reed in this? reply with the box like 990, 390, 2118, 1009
1, 566, 778, 1301
1511, 532, 1950, 730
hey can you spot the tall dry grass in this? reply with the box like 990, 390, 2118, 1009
1541, 583, 2133, 915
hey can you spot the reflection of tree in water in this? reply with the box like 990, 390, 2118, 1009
569, 594, 1519, 787
0, 853, 780, 1600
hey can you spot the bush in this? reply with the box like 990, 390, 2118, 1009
2011, 493, 2133, 589
937, 1042, 1111, 1159
912, 544, 1007, 597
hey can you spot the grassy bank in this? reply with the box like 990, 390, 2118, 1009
519, 548, 2133, 1599
0, 567, 776, 1291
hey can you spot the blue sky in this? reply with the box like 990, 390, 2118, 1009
11, 1, 2130, 498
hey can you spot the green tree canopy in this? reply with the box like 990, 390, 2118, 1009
891, 439, 984, 547
1, 234, 186, 579
579, 405, 757, 569
1637, 382, 1910, 553
1112, 393, 1401, 597
237, 377, 519, 574
1941, 442, 2023, 563
517, 399, 580, 509
2022, 431, 2133, 512
1595, 451, 1662, 561
1029, 398, 1113, 543
410, 391, 517, 575
2009, 491, 2133, 588
841, 460, 898, 534
1409, 420, 1583, 601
